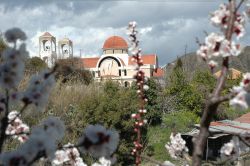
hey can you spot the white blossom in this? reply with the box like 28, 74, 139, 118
210, 3, 246, 39
197, 33, 242, 62
52, 143, 87, 166
165, 133, 188, 159
230, 90, 250, 110
242, 72, 250, 90
22, 70, 55, 111
91, 157, 115, 166
78, 125, 119, 158
196, 45, 208, 60
220, 136, 246, 159
0, 128, 57, 165
220, 140, 235, 156
230, 72, 250, 110
27, 129, 57, 160
143, 85, 149, 91
208, 60, 218, 69
4, 28, 27, 43
210, 3, 230, 29
0, 44, 28, 90
39, 116, 65, 140
6, 111, 30, 143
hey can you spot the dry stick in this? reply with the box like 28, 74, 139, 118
0, 90, 9, 152
192, 0, 237, 165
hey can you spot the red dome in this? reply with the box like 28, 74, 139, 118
103, 36, 128, 49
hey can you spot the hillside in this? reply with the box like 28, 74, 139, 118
163, 46, 250, 79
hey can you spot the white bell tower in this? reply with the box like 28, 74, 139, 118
39, 32, 57, 67
58, 37, 73, 59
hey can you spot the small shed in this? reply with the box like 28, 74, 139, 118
182, 113, 250, 161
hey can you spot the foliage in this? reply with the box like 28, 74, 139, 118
144, 78, 163, 125
25, 56, 47, 74
79, 81, 138, 165
144, 111, 199, 163
55, 62, 93, 85
47, 81, 139, 165
0, 37, 7, 53
165, 59, 203, 115
163, 111, 200, 133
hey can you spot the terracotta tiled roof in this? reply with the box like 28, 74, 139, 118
235, 112, 250, 124
153, 68, 164, 77
129, 54, 157, 66
41, 32, 53, 37
103, 36, 128, 49
81, 57, 99, 68
214, 68, 242, 79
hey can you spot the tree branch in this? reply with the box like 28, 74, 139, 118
192, 0, 236, 165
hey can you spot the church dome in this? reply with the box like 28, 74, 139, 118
103, 36, 128, 50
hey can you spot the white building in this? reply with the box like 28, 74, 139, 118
38, 33, 163, 85
81, 36, 163, 86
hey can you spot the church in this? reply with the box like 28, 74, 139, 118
38, 32, 163, 86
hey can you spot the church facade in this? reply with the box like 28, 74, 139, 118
81, 36, 163, 86
38, 32, 163, 86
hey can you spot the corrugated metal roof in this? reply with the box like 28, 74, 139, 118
182, 128, 229, 139
209, 120, 250, 134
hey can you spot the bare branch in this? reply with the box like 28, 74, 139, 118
0, 90, 9, 152
215, 93, 235, 104
192, 0, 237, 165
236, 0, 245, 12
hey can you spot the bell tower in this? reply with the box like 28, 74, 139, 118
58, 38, 73, 59
39, 32, 57, 67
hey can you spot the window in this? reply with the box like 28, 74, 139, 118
124, 81, 128, 87
119, 70, 121, 76
124, 70, 127, 76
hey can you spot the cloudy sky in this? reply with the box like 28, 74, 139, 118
0, 0, 249, 66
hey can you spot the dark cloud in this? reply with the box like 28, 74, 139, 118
0, 0, 249, 66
